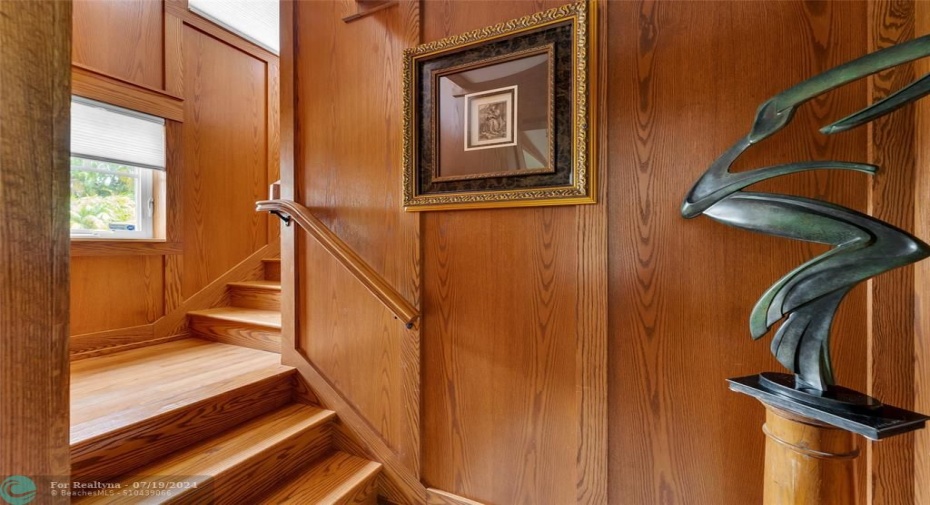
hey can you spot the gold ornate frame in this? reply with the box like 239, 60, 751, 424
402, 0, 596, 211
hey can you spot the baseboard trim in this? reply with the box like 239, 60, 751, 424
426, 489, 485, 505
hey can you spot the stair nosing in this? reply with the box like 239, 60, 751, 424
89, 405, 335, 496
187, 308, 282, 329
227, 280, 282, 291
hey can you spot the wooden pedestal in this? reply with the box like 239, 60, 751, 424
762, 404, 859, 505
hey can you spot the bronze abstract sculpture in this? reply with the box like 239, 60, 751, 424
683, 35, 930, 397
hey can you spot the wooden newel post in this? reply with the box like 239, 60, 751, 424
761, 404, 859, 505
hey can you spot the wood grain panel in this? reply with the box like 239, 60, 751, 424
298, 238, 419, 468
292, 0, 422, 474
70, 256, 164, 335
182, 25, 269, 298
72, 0, 164, 90
419, 2, 606, 505
914, 4, 930, 502
422, 207, 579, 505
0, 0, 71, 488
866, 3, 918, 505
607, 2, 870, 504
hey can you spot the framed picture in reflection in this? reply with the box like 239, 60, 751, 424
402, 0, 596, 211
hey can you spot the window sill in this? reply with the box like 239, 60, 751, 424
70, 240, 182, 257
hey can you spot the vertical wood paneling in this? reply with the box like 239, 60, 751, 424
0, 0, 71, 488
181, 26, 269, 298
70, 256, 164, 335
913, 4, 930, 502
866, 4, 918, 505
422, 207, 580, 505
419, 2, 607, 504
73, 0, 164, 90
607, 2, 870, 504
293, 0, 421, 472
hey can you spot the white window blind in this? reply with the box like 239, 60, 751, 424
188, 0, 279, 53
70, 97, 166, 170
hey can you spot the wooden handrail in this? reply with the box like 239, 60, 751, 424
257, 199, 420, 327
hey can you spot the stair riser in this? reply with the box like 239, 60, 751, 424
71, 372, 294, 483
263, 261, 281, 282
190, 316, 281, 353
166, 421, 333, 505
229, 287, 281, 311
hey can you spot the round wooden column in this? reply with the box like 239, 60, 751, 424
762, 404, 859, 505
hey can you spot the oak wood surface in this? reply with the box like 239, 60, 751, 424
181, 24, 269, 299
260, 451, 382, 504
426, 489, 486, 505
70, 339, 286, 443
189, 307, 282, 352
75, 403, 334, 504
762, 407, 859, 505
607, 2, 871, 504
282, 358, 427, 505
70, 255, 164, 335
0, 0, 72, 488
865, 3, 918, 504
913, 3, 930, 502
70, 1, 279, 342
292, 0, 422, 478
71, 64, 184, 121
419, 2, 607, 505
71, 360, 294, 482
72, 0, 164, 90
228, 280, 282, 311
264, 258, 282, 282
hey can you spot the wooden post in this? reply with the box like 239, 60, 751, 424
762, 405, 859, 505
0, 0, 72, 497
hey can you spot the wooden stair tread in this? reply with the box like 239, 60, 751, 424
71, 339, 288, 444
262, 258, 281, 263
227, 280, 281, 291
76, 404, 336, 504
188, 307, 282, 328
260, 452, 381, 504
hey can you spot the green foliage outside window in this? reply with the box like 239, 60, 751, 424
70, 157, 138, 232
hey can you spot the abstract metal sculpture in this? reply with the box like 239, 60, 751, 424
683, 36, 930, 399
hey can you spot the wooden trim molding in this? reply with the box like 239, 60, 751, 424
70, 241, 182, 257
72, 64, 184, 121
164, 12, 184, 97
427, 489, 486, 505
0, 0, 71, 485
343, 0, 398, 23
70, 325, 190, 362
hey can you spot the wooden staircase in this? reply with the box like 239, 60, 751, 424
187, 258, 284, 353
70, 258, 382, 504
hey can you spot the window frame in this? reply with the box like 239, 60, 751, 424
69, 157, 156, 240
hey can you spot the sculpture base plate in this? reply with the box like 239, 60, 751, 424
728, 373, 929, 440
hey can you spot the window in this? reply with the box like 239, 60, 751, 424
70, 97, 166, 239
188, 0, 279, 53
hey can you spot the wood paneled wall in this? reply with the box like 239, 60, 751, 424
291, 0, 421, 472
289, 1, 927, 504
72, 0, 164, 90
180, 24, 269, 298
0, 0, 71, 487
418, 2, 606, 504
69, 0, 279, 341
